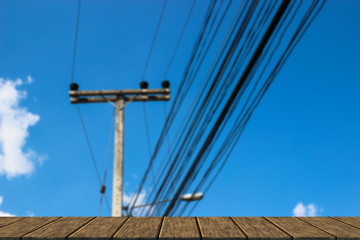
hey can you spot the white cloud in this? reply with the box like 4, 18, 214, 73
0, 77, 42, 179
0, 210, 15, 217
27, 76, 34, 84
0, 196, 15, 217
132, 173, 139, 179
123, 191, 154, 216
26, 210, 34, 217
293, 202, 322, 216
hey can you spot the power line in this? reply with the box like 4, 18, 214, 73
76, 107, 102, 183
128, 0, 217, 214
142, 102, 156, 186
162, 0, 291, 216
69, 0, 112, 216
99, 107, 116, 216
181, 0, 326, 216
131, 0, 241, 216
147, 0, 256, 216
141, 0, 168, 81
70, 0, 82, 83
76, 106, 111, 215
162, 0, 197, 80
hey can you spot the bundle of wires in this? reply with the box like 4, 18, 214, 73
127, 0, 326, 217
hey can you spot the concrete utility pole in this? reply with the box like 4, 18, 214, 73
69, 81, 170, 217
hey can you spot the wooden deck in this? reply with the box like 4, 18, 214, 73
1, 217, 360, 240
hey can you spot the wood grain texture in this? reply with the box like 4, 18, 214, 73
159, 217, 200, 240
266, 217, 335, 240
332, 217, 360, 229
197, 217, 246, 240
114, 217, 162, 240
298, 217, 360, 240
0, 217, 60, 240
23, 217, 94, 240
0, 217, 26, 228
232, 217, 291, 240
68, 217, 128, 240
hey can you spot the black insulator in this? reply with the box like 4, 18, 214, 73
100, 185, 106, 194
161, 80, 170, 89
140, 81, 149, 89
70, 83, 79, 91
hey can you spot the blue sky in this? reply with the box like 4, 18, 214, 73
0, 0, 359, 217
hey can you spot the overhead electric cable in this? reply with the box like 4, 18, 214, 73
162, 0, 291, 216
70, 0, 111, 215
142, 102, 156, 186
141, 1, 250, 216
76, 107, 102, 186
99, 107, 116, 216
147, 0, 255, 216
181, 0, 326, 216
163, 0, 197, 80
135, 0, 246, 216
70, 0, 82, 83
128, 0, 217, 214
141, 0, 168, 81
76, 106, 111, 215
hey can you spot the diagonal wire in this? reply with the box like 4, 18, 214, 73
76, 107, 102, 183
76, 106, 111, 215
142, 0, 245, 216
162, 0, 197, 80
99, 107, 116, 216
70, 0, 112, 216
70, 0, 82, 83
184, 0, 326, 216
162, 0, 291, 217
142, 102, 156, 185
141, 0, 168, 80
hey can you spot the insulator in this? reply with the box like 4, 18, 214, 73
161, 80, 170, 89
70, 83, 79, 91
140, 81, 149, 89
100, 185, 106, 194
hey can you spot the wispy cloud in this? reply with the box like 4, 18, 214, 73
0, 196, 15, 216
293, 202, 322, 216
0, 77, 44, 179
123, 191, 154, 216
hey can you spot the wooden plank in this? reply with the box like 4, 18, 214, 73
197, 217, 246, 240
23, 217, 94, 240
114, 217, 162, 240
69, 217, 128, 240
332, 217, 360, 229
159, 217, 200, 240
266, 217, 335, 240
232, 217, 291, 240
298, 217, 360, 240
0, 217, 26, 228
0, 217, 60, 240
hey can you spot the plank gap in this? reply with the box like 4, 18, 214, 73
295, 217, 339, 238
0, 217, 28, 229
156, 217, 165, 240
19, 217, 62, 239
65, 217, 98, 238
64, 217, 97, 238
229, 217, 249, 239
195, 217, 203, 240
263, 217, 295, 239
329, 217, 360, 230
109, 217, 131, 238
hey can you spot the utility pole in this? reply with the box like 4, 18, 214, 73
69, 81, 170, 216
